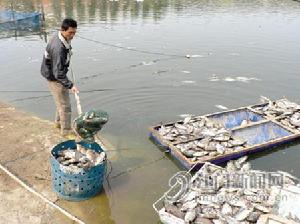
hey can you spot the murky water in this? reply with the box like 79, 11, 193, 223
1, 0, 300, 223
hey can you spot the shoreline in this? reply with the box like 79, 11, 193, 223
0, 101, 114, 223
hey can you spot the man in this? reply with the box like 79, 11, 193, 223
41, 18, 79, 138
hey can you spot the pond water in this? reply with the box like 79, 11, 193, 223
1, 0, 300, 223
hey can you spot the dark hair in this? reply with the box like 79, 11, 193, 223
61, 18, 77, 31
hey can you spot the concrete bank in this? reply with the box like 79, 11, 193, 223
0, 102, 114, 224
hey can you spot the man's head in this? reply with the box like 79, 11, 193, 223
61, 18, 77, 41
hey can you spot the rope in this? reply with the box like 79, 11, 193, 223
109, 156, 166, 179
77, 35, 187, 58
70, 67, 82, 115
9, 94, 52, 102
0, 89, 113, 93
0, 163, 85, 224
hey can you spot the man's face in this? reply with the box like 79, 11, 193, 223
61, 27, 77, 41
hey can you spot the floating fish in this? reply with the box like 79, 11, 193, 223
181, 80, 196, 84
228, 52, 240, 56
142, 61, 155, 66
190, 55, 204, 58
215, 105, 228, 110
224, 77, 236, 82
209, 74, 220, 82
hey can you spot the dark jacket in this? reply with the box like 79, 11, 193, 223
41, 32, 73, 89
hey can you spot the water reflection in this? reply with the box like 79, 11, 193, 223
0, 17, 46, 40
0, 0, 299, 29
0, 0, 171, 24
57, 189, 116, 224
0, 28, 47, 40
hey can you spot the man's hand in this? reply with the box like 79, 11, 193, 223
71, 86, 79, 94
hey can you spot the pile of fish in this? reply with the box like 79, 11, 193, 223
158, 116, 247, 161
55, 145, 106, 172
158, 116, 218, 142
253, 96, 300, 131
158, 156, 300, 224
176, 137, 247, 162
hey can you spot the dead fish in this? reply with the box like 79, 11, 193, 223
202, 129, 217, 137
235, 156, 248, 166
215, 105, 228, 110
60, 160, 72, 166
243, 189, 256, 196
216, 144, 225, 154
58, 149, 76, 159
183, 116, 192, 124
233, 146, 245, 151
194, 217, 213, 224
246, 211, 261, 222
95, 152, 106, 165
230, 139, 246, 147
196, 138, 210, 148
235, 208, 253, 221
290, 113, 300, 127
213, 133, 230, 142
182, 191, 198, 202
277, 170, 299, 182
177, 144, 188, 152
211, 219, 226, 224
164, 202, 185, 219
209, 151, 219, 157
159, 209, 185, 224
191, 157, 198, 162
221, 203, 232, 215
228, 199, 248, 208
187, 126, 194, 134
260, 95, 273, 107
205, 142, 218, 151
184, 209, 196, 223
198, 198, 216, 206
226, 161, 237, 173
159, 125, 171, 136
277, 98, 300, 109
78, 156, 89, 163
197, 118, 207, 127
200, 207, 218, 219
81, 162, 93, 169
241, 162, 251, 172
240, 119, 249, 126
175, 123, 188, 130
182, 149, 196, 158
77, 145, 87, 154
57, 157, 66, 163
193, 151, 209, 157
86, 149, 97, 161
181, 200, 198, 212
253, 203, 270, 213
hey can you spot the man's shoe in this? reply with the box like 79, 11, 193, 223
62, 133, 77, 140
54, 123, 61, 129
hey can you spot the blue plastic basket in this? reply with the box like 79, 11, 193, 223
50, 140, 106, 201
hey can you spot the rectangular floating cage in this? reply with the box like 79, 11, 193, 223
207, 108, 265, 129
149, 102, 300, 171
232, 121, 292, 146
0, 10, 41, 31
